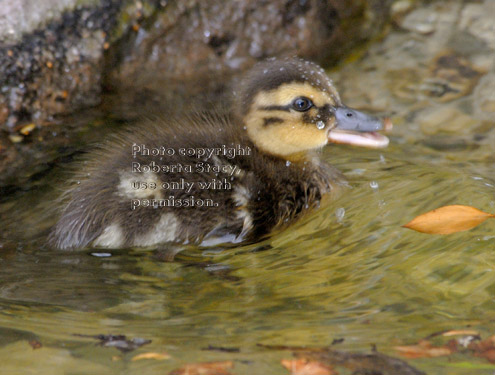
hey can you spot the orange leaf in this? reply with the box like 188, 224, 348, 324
469, 335, 495, 363
395, 340, 455, 359
403, 205, 495, 234
169, 361, 233, 375
281, 358, 336, 375
479, 349, 495, 363
469, 335, 495, 351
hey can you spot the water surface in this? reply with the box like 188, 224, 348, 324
1, 0, 495, 372
0, 134, 494, 374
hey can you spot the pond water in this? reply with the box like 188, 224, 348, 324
0, 127, 493, 374
1, 0, 494, 373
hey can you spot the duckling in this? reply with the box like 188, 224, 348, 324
50, 58, 390, 250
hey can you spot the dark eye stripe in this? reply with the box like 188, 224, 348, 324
263, 117, 284, 127
259, 105, 291, 112
259, 103, 334, 126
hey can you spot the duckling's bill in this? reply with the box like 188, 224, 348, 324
328, 107, 392, 148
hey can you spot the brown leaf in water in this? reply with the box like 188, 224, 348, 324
403, 205, 495, 234
395, 339, 456, 359
469, 335, 495, 363
28, 340, 42, 350
169, 361, 234, 375
281, 358, 336, 375
131, 351, 170, 361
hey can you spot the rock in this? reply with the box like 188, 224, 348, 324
422, 52, 483, 103
0, 0, 393, 132
0, 0, 121, 131
417, 106, 478, 135
386, 68, 424, 103
459, 0, 495, 51
390, 0, 414, 25
473, 73, 495, 122
105, 0, 394, 120
399, 7, 437, 35
110, 0, 392, 83
422, 135, 472, 152
0, 0, 88, 45
332, 0, 493, 144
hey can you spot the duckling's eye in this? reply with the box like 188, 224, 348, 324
291, 97, 313, 112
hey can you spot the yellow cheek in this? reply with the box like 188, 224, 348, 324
249, 122, 328, 157
245, 81, 340, 157
276, 123, 328, 149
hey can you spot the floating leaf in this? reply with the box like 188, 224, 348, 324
469, 335, 495, 363
131, 351, 170, 361
169, 361, 233, 375
395, 339, 456, 359
403, 205, 495, 234
281, 358, 336, 375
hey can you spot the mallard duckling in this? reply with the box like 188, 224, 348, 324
50, 58, 390, 250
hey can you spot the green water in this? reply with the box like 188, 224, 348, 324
0, 131, 494, 374
1, 0, 495, 369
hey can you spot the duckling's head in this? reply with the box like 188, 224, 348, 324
235, 58, 389, 159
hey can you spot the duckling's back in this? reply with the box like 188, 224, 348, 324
50, 110, 343, 250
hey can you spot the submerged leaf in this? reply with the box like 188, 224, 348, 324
469, 335, 495, 363
28, 340, 42, 350
403, 205, 494, 234
131, 352, 170, 361
169, 361, 234, 375
281, 358, 336, 375
441, 329, 480, 337
395, 339, 456, 359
